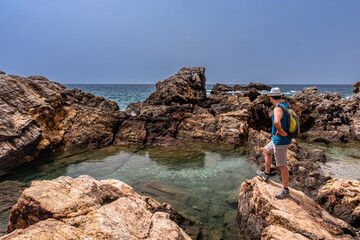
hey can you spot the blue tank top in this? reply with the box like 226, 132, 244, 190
272, 102, 292, 145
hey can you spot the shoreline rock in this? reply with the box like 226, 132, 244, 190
2, 176, 193, 240
0, 74, 129, 174
237, 177, 357, 240
317, 178, 360, 227
2, 67, 360, 173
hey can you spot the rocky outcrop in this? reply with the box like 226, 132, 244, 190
145, 67, 206, 106
2, 175, 192, 240
290, 87, 360, 142
237, 177, 357, 240
317, 178, 360, 227
210, 82, 271, 94
2, 67, 359, 173
0, 74, 128, 173
353, 81, 360, 94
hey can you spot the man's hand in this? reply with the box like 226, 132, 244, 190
276, 129, 288, 137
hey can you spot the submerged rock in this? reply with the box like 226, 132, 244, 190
317, 178, 360, 227
237, 177, 357, 240
2, 175, 192, 240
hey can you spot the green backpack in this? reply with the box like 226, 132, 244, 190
278, 104, 300, 138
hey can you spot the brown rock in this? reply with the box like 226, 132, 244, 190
317, 178, 360, 227
307, 149, 327, 163
3, 176, 191, 240
0, 74, 128, 172
237, 177, 356, 240
145, 67, 206, 105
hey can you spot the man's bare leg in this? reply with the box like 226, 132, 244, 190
279, 166, 289, 188
264, 149, 272, 174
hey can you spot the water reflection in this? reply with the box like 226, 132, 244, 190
0, 143, 256, 239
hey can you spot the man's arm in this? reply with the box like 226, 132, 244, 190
274, 107, 288, 136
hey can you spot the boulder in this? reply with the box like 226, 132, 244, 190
237, 177, 357, 240
144, 67, 206, 105
317, 179, 360, 227
0, 74, 128, 173
2, 176, 191, 240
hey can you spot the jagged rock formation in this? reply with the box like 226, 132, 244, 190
237, 177, 357, 240
2, 67, 360, 174
353, 81, 360, 94
0, 74, 128, 173
2, 176, 192, 240
210, 82, 271, 94
290, 87, 360, 142
317, 178, 360, 227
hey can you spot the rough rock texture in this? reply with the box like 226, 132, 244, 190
291, 87, 360, 142
247, 128, 331, 196
317, 178, 360, 227
210, 82, 271, 94
353, 81, 360, 94
2, 176, 191, 240
145, 67, 206, 105
0, 74, 128, 173
120, 67, 274, 147
237, 177, 357, 240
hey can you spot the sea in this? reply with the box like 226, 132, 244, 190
0, 83, 358, 239
64, 84, 354, 111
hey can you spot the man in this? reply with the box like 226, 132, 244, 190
257, 87, 292, 199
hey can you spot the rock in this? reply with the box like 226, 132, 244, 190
291, 86, 360, 142
317, 178, 360, 227
0, 71, 5, 75
210, 82, 271, 94
353, 81, 360, 94
247, 128, 271, 164
247, 82, 271, 91
144, 67, 206, 105
307, 149, 327, 163
2, 176, 192, 239
237, 177, 357, 240
0, 74, 128, 173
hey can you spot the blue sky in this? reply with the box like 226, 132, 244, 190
0, 0, 359, 84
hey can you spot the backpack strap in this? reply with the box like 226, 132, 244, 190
278, 104, 291, 133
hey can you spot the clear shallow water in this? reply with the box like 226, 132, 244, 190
0, 143, 258, 239
65, 84, 354, 111
298, 140, 360, 181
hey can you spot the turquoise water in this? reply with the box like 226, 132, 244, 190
0, 143, 258, 239
65, 84, 354, 111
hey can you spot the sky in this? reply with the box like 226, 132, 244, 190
0, 0, 359, 84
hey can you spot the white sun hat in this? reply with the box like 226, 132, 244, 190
268, 87, 283, 96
